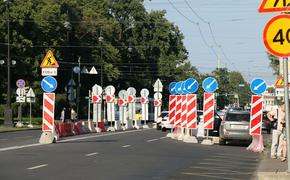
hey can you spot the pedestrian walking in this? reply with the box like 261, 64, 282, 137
267, 103, 285, 159
60, 108, 66, 122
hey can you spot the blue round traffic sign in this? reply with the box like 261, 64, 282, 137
250, 78, 267, 95
41, 76, 57, 93
202, 77, 218, 93
184, 78, 198, 94
182, 82, 189, 94
169, 82, 177, 95
175, 81, 184, 95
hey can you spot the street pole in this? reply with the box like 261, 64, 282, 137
4, 0, 13, 126
77, 57, 81, 120
283, 57, 290, 172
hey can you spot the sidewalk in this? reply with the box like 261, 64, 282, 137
254, 134, 290, 180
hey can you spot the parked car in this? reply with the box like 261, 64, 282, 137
219, 110, 251, 145
156, 111, 169, 130
262, 111, 271, 134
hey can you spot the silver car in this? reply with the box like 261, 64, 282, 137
219, 111, 251, 145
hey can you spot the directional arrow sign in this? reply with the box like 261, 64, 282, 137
182, 82, 189, 95
169, 82, 177, 95
175, 81, 184, 95
250, 78, 267, 95
258, 0, 290, 13
153, 78, 163, 92
41, 76, 57, 93
202, 77, 218, 93
184, 78, 198, 94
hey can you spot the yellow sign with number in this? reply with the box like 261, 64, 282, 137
259, 0, 290, 13
263, 14, 290, 57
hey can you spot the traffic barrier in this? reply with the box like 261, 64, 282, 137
65, 122, 74, 136
58, 122, 67, 137
73, 122, 82, 135
97, 121, 106, 132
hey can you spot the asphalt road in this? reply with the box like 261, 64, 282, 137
0, 129, 261, 180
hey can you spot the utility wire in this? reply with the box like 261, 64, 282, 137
184, 0, 237, 70
167, 0, 218, 59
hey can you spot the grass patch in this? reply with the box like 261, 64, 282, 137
0, 125, 41, 132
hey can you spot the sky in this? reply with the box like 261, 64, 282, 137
144, 0, 276, 85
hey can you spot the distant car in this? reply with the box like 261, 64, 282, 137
219, 111, 251, 145
160, 118, 173, 132
262, 111, 271, 134
156, 111, 169, 130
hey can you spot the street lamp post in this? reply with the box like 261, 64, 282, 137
3, 0, 13, 126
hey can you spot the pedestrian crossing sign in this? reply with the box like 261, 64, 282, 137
40, 50, 59, 68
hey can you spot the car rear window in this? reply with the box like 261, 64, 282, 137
225, 113, 250, 122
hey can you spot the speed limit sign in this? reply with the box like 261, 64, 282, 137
263, 14, 290, 57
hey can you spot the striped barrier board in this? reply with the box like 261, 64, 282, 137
42, 93, 55, 132
250, 95, 263, 135
168, 95, 176, 125
187, 94, 197, 129
181, 95, 187, 128
203, 92, 215, 129
174, 95, 182, 127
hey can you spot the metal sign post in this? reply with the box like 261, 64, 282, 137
141, 89, 150, 128
283, 58, 290, 171
106, 85, 116, 131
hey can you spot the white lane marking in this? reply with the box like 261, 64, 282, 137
27, 164, 48, 170
122, 145, 131, 148
0, 128, 153, 152
14, 136, 33, 139
85, 152, 99, 157
159, 137, 167, 139
147, 138, 159, 142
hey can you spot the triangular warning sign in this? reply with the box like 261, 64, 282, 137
40, 50, 59, 68
258, 0, 290, 13
275, 76, 284, 88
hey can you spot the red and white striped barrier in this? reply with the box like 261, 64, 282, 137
183, 94, 198, 143
42, 93, 55, 132
247, 95, 264, 153
168, 95, 176, 125
203, 93, 215, 129
181, 95, 187, 128
174, 95, 182, 128
250, 95, 263, 135
187, 94, 197, 129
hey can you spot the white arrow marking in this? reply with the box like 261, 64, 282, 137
171, 86, 175, 92
253, 81, 265, 91
43, 79, 54, 89
188, 80, 197, 89
206, 80, 216, 89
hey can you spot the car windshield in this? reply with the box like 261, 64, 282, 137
226, 113, 250, 122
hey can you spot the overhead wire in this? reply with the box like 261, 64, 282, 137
184, 0, 237, 70
167, 0, 218, 58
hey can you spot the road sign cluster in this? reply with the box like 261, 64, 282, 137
40, 50, 59, 135
168, 77, 218, 132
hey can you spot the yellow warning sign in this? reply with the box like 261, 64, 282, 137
40, 50, 59, 68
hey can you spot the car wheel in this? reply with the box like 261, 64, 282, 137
161, 127, 166, 132
219, 138, 226, 145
